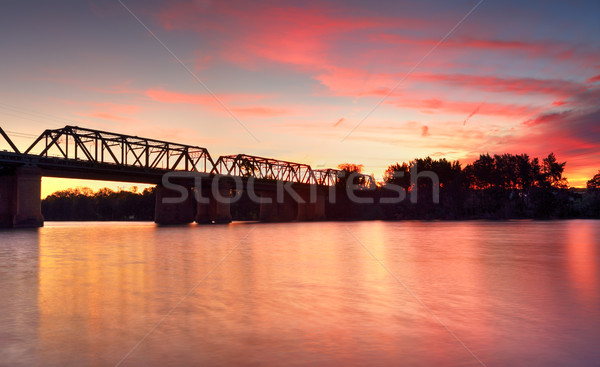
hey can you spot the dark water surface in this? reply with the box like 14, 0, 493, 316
1, 220, 599, 366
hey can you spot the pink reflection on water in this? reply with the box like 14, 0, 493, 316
566, 221, 599, 308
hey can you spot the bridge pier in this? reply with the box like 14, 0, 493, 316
194, 185, 232, 224
258, 191, 278, 222
277, 191, 297, 222
154, 184, 195, 225
306, 190, 326, 221
12, 167, 44, 228
296, 200, 307, 221
195, 198, 210, 224
0, 173, 16, 228
209, 185, 232, 224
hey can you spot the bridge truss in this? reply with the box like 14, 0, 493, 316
0, 127, 20, 154
213, 154, 321, 184
24, 125, 215, 173
1, 125, 374, 187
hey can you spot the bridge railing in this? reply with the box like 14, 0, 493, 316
23, 125, 215, 173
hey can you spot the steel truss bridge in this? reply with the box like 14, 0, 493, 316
0, 125, 373, 186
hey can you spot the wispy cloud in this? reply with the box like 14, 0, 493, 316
463, 102, 485, 125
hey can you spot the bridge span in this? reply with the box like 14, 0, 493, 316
0, 126, 376, 227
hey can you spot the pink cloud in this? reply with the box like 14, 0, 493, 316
315, 66, 587, 99
391, 98, 540, 118
411, 73, 585, 98
157, 2, 423, 70
375, 34, 598, 64
81, 112, 130, 122
145, 88, 293, 118
463, 102, 485, 126
145, 88, 218, 105
63, 101, 141, 123
333, 117, 345, 127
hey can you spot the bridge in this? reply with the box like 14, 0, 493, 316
0, 125, 375, 227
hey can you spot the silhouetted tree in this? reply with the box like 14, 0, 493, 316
587, 171, 600, 190
383, 152, 581, 220
542, 153, 567, 188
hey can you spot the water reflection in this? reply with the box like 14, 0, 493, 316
566, 221, 599, 308
0, 221, 599, 366
0, 229, 40, 366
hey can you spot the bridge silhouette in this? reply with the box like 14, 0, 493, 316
0, 125, 375, 227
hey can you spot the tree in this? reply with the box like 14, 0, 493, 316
337, 163, 363, 173
337, 163, 366, 185
588, 171, 600, 190
467, 154, 495, 189
383, 162, 410, 189
542, 153, 567, 188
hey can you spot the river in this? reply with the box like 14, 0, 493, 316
1, 220, 599, 366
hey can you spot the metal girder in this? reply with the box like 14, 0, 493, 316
0, 127, 20, 153
210, 154, 373, 187
23, 125, 215, 173
213, 154, 326, 184
312, 168, 341, 186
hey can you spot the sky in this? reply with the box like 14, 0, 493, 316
0, 0, 599, 197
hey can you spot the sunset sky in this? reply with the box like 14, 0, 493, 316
1, 0, 599, 196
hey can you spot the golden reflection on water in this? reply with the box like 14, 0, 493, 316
0, 220, 597, 366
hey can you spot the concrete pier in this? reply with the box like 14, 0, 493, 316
154, 184, 195, 225
208, 185, 232, 224
258, 191, 279, 222
13, 167, 44, 228
0, 173, 16, 228
194, 186, 211, 224
307, 191, 326, 221
277, 191, 297, 222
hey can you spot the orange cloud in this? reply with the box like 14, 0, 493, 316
230, 106, 290, 117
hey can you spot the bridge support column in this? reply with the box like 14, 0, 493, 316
194, 186, 211, 224
277, 191, 297, 222
0, 173, 16, 228
296, 187, 316, 221
154, 184, 195, 225
306, 190, 326, 221
209, 185, 232, 224
296, 201, 307, 221
13, 167, 44, 228
258, 191, 278, 222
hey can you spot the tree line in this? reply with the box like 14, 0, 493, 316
372, 153, 599, 219
42, 187, 156, 221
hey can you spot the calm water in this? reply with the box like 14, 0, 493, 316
1, 220, 599, 366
